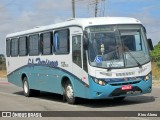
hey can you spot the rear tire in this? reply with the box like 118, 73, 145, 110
23, 77, 40, 97
64, 81, 76, 104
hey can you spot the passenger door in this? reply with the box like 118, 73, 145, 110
72, 35, 83, 80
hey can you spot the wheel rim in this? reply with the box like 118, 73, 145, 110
66, 84, 74, 99
24, 81, 28, 94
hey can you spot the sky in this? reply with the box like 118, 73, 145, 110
0, 0, 160, 54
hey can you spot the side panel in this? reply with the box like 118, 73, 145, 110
7, 62, 90, 98
6, 26, 90, 99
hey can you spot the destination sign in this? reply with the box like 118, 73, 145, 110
88, 26, 115, 32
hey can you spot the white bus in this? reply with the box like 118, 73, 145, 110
6, 17, 153, 104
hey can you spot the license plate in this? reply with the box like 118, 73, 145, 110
121, 85, 132, 90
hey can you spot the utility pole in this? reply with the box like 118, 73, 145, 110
95, 0, 98, 17
72, 0, 75, 18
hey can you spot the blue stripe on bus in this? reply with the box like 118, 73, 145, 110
7, 64, 89, 88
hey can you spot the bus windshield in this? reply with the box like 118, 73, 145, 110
86, 24, 150, 69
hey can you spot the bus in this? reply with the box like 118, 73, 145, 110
6, 17, 153, 104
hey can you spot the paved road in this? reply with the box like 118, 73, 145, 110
0, 79, 159, 120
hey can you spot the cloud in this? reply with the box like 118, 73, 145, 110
0, 4, 11, 23
0, 0, 70, 54
129, 7, 160, 45
97, 1, 160, 45
0, 3, 13, 53
142, 5, 160, 12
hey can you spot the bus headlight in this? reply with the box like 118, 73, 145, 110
144, 73, 151, 81
93, 78, 107, 86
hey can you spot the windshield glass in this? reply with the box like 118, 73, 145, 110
86, 24, 150, 69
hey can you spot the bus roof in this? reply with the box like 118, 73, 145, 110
6, 17, 141, 38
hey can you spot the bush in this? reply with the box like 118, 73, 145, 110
157, 61, 160, 69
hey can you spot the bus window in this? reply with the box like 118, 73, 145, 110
11, 38, 19, 57
54, 29, 69, 54
6, 39, 11, 57
72, 35, 82, 68
121, 35, 135, 51
19, 36, 28, 56
29, 34, 39, 56
41, 32, 53, 55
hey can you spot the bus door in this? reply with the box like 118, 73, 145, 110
72, 35, 83, 81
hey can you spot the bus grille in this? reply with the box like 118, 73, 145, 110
109, 81, 140, 86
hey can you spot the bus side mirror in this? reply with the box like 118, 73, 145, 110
147, 38, 154, 51
83, 31, 89, 50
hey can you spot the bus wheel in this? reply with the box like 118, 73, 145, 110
23, 77, 40, 97
64, 81, 76, 104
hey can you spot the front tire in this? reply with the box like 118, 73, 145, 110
23, 77, 40, 97
64, 81, 76, 104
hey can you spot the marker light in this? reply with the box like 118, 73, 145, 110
93, 78, 107, 86
144, 73, 151, 81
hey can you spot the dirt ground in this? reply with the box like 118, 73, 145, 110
153, 80, 160, 87
0, 70, 6, 78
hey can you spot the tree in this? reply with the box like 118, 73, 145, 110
0, 54, 6, 70
150, 42, 160, 62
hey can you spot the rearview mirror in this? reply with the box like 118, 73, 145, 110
147, 38, 154, 51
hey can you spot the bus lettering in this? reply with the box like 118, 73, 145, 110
28, 58, 58, 68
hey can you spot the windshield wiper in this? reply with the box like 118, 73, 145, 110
125, 51, 142, 68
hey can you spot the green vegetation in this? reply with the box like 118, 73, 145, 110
150, 42, 160, 81
0, 54, 6, 78
152, 62, 160, 80
150, 42, 160, 63
0, 54, 6, 71
157, 61, 160, 68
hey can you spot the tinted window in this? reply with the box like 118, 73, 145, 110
6, 39, 11, 57
54, 29, 69, 54
41, 32, 52, 55
72, 35, 82, 68
11, 38, 18, 57
83, 48, 88, 72
19, 37, 28, 56
29, 34, 39, 56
